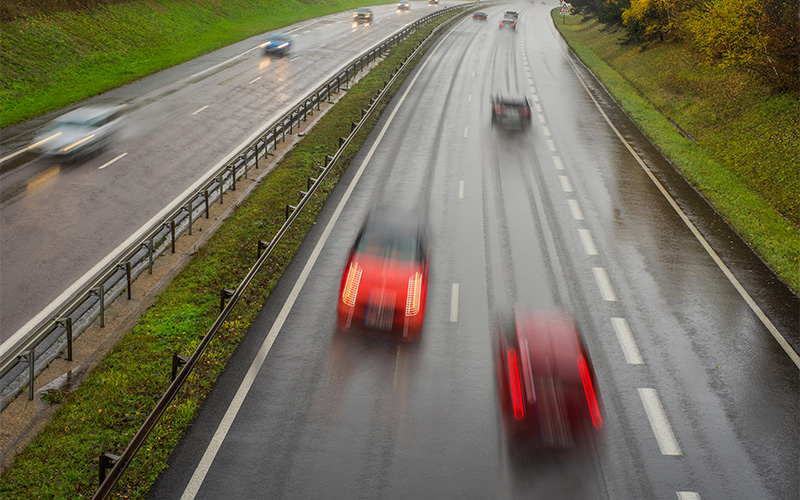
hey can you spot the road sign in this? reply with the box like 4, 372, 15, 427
560, 4, 570, 14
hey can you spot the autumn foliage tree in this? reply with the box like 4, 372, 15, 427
617, 0, 798, 92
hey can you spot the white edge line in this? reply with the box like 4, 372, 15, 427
98, 152, 128, 170
179, 20, 468, 500
562, 38, 800, 369
638, 388, 682, 456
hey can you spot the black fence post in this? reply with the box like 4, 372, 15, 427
99, 453, 120, 484
220, 288, 235, 312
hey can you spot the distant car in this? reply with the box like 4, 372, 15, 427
504, 10, 519, 19
33, 105, 126, 160
491, 95, 531, 130
499, 17, 517, 30
397, 0, 411, 10
428, 0, 439, 4
261, 32, 292, 56
494, 308, 603, 449
473, 11, 487, 20
337, 207, 429, 341
354, 7, 373, 22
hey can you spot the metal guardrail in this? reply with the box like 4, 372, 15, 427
0, 4, 469, 409
90, 7, 471, 499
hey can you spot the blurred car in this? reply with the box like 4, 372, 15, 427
337, 207, 429, 341
428, 0, 439, 4
473, 11, 487, 20
491, 94, 531, 130
33, 105, 126, 160
261, 32, 292, 56
354, 7, 373, 22
504, 10, 519, 19
494, 308, 603, 449
397, 0, 411, 10
499, 17, 517, 30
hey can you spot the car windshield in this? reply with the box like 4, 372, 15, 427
357, 229, 422, 262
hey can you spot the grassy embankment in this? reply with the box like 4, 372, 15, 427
0, 0, 400, 127
554, 11, 799, 294
0, 7, 466, 500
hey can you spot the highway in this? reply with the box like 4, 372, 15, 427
0, 1, 455, 347
141, 3, 799, 500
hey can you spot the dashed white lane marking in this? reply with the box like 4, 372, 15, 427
592, 267, 617, 301
542, 125, 551, 137
450, 283, 459, 322
552, 155, 565, 170
192, 105, 209, 116
558, 175, 573, 193
468, 94, 472, 102
639, 388, 683, 456
458, 180, 464, 199
567, 199, 584, 220
578, 229, 598, 255
677, 492, 701, 500
531, 94, 540, 102
611, 317, 644, 364
538, 114, 546, 124
534, 103, 542, 112
472, 71, 475, 77
463, 127, 469, 138
98, 152, 128, 170
546, 139, 556, 152
249, 76, 262, 84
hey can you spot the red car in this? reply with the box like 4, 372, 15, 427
491, 94, 532, 131
337, 208, 429, 340
494, 308, 603, 449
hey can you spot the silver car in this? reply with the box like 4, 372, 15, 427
33, 105, 126, 159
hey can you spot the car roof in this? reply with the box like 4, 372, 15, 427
54, 105, 123, 123
357, 7, 371, 11
494, 95, 528, 106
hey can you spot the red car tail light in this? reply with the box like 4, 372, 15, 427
577, 355, 603, 429
508, 348, 525, 420
342, 262, 362, 307
405, 272, 422, 316
494, 104, 505, 115
520, 106, 530, 117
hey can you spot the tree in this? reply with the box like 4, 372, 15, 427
621, 0, 700, 40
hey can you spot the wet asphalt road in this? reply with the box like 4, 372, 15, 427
0, 2, 453, 347
146, 3, 799, 500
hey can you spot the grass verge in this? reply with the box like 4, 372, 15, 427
0, 9, 465, 499
0, 0, 399, 127
553, 11, 799, 293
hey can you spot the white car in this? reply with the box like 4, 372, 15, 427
34, 105, 126, 160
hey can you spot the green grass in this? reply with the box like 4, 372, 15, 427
0, 10, 464, 499
553, 12, 800, 293
0, 0, 400, 127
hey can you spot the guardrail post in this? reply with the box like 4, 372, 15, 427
257, 239, 270, 258
339, 137, 345, 148
230, 165, 237, 192
171, 353, 189, 381
204, 189, 210, 218
218, 174, 224, 204
99, 453, 120, 484
169, 221, 176, 253
286, 204, 296, 220
118, 261, 132, 299
144, 239, 154, 274
56, 317, 74, 361
187, 200, 193, 236
220, 288, 235, 312
18, 350, 35, 400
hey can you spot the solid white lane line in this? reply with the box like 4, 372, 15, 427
179, 21, 470, 499
542, 125, 551, 137
450, 283, 459, 322
592, 267, 617, 301
463, 127, 469, 138
192, 105, 209, 116
578, 229, 598, 255
567, 199, 584, 220
458, 180, 464, 199
639, 388, 682, 456
677, 492, 701, 500
546, 139, 556, 152
98, 152, 128, 170
249, 76, 262, 84
558, 175, 573, 193
611, 317, 644, 364
564, 45, 800, 369
552, 155, 565, 170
